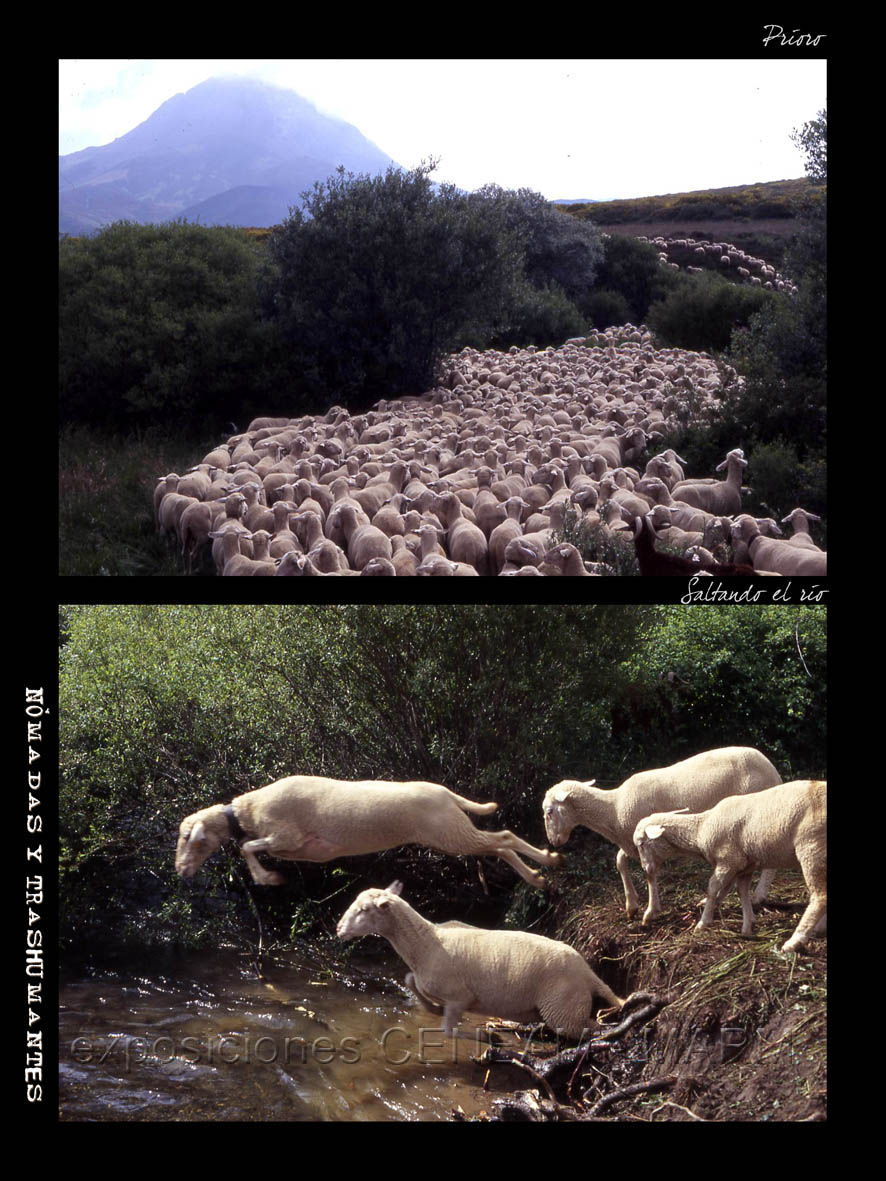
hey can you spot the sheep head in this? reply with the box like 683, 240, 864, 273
175, 807, 227, 878
336, 881, 404, 939
633, 809, 691, 871
543, 781, 595, 846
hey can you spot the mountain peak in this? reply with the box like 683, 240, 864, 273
59, 75, 400, 234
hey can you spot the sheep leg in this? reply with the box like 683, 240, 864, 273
492, 847, 549, 888
404, 981, 494, 1045
735, 872, 757, 936
640, 862, 663, 926
781, 892, 826, 953
781, 855, 827, 953
617, 849, 642, 918
238, 836, 287, 885
751, 867, 776, 906
442, 1002, 466, 1039
696, 864, 739, 930
482, 830, 564, 867
405, 971, 445, 1017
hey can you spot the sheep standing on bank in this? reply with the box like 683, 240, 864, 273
542, 747, 782, 921
336, 881, 624, 1040
633, 779, 826, 953
176, 775, 563, 888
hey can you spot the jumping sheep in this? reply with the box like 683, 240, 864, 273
176, 775, 563, 889
633, 779, 826, 953
336, 880, 624, 1040
542, 747, 782, 921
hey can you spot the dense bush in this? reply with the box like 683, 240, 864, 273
582, 288, 634, 330
59, 220, 300, 433
261, 163, 528, 412
487, 280, 588, 349
471, 185, 604, 309
586, 234, 677, 323
647, 270, 775, 352
658, 109, 827, 527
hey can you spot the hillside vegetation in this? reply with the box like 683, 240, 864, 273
562, 177, 819, 226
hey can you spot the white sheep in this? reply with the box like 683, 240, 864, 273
542, 747, 782, 921
176, 775, 563, 889
780, 508, 823, 551
160, 326, 756, 576
670, 448, 747, 516
336, 881, 624, 1040
633, 779, 826, 953
732, 514, 827, 575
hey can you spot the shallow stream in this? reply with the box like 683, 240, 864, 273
59, 946, 528, 1121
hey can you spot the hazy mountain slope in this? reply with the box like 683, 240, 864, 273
59, 75, 399, 234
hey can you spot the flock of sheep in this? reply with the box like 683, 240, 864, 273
154, 322, 826, 576
639, 235, 799, 294
175, 747, 827, 1045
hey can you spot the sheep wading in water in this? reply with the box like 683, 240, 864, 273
336, 881, 625, 1041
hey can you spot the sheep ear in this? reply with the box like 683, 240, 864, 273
644, 824, 666, 840
191, 820, 206, 843
581, 779, 597, 788
387, 881, 404, 896
552, 788, 571, 803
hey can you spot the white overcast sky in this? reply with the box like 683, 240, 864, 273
58, 58, 827, 201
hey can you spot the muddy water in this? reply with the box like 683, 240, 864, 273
59, 948, 527, 1121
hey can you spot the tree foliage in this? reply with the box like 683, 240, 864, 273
261, 162, 528, 412
659, 108, 827, 527
647, 270, 776, 352
59, 220, 298, 433
470, 185, 604, 308
588, 234, 676, 324
59, 605, 826, 958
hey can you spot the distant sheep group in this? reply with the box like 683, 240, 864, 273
153, 325, 825, 575
638, 235, 798, 294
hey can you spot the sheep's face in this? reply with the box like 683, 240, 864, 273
175, 810, 223, 878
337, 883, 403, 939
633, 819, 670, 874
543, 784, 578, 846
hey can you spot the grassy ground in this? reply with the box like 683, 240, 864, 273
59, 425, 214, 576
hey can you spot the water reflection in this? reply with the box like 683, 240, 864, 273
59, 949, 528, 1121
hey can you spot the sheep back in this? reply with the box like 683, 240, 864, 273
232, 775, 496, 858
611, 746, 782, 837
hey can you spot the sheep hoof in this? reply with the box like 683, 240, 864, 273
258, 870, 285, 886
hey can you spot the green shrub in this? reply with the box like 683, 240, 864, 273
583, 288, 634, 330
647, 271, 775, 352
59, 220, 297, 433
584, 235, 675, 324
557, 509, 639, 575
488, 281, 588, 349
262, 162, 528, 412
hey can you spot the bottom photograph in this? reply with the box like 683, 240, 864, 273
56, 604, 826, 1122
